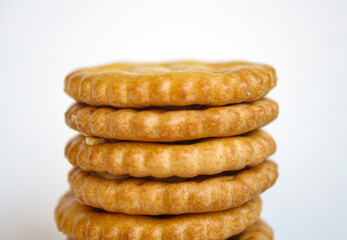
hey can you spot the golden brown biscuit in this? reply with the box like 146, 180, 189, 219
65, 219, 272, 240
230, 219, 273, 240
65, 98, 278, 142
68, 160, 277, 215
65, 130, 276, 178
64, 61, 277, 108
55, 192, 262, 240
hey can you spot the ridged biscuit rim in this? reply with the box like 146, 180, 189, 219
68, 160, 277, 215
65, 130, 276, 178
65, 220, 272, 240
55, 192, 262, 240
65, 98, 278, 142
230, 219, 273, 240
64, 61, 277, 108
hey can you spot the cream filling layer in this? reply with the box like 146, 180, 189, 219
95, 172, 187, 183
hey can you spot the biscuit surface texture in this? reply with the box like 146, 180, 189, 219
65, 98, 278, 142
64, 61, 277, 108
55, 192, 262, 240
68, 160, 277, 215
65, 130, 276, 178
65, 219, 272, 240
230, 219, 273, 240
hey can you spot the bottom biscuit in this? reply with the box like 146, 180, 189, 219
230, 219, 273, 240
65, 219, 272, 240
55, 192, 262, 240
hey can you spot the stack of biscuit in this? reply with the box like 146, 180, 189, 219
55, 61, 279, 240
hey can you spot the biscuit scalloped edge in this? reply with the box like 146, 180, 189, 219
68, 160, 277, 215
55, 192, 262, 240
64, 61, 277, 108
65, 129, 276, 178
230, 219, 273, 240
65, 219, 273, 240
65, 98, 279, 142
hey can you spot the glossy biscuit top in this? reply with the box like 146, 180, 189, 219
64, 61, 277, 108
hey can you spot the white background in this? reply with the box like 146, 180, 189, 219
0, 0, 346, 239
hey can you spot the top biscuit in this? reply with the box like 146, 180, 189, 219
65, 61, 277, 108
